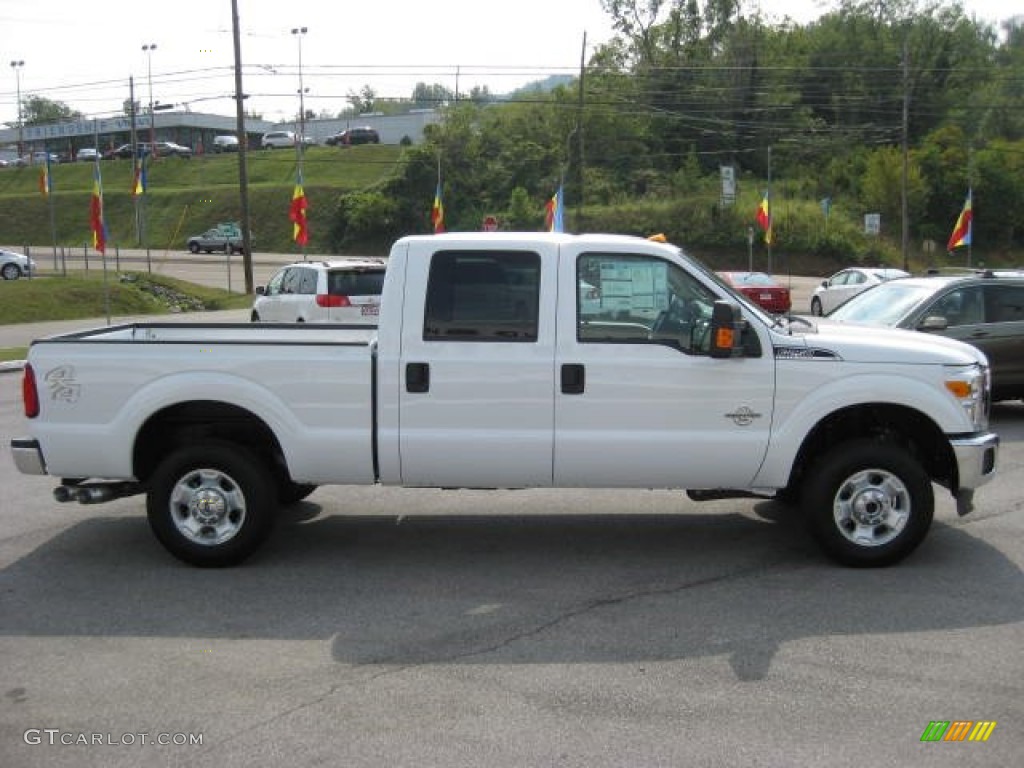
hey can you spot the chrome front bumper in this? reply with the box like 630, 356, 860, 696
11, 438, 47, 476
950, 431, 999, 516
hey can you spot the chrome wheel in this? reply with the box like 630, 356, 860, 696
831, 468, 910, 548
169, 468, 247, 547
803, 439, 933, 567
147, 441, 276, 566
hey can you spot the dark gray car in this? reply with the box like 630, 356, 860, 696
823, 270, 1024, 401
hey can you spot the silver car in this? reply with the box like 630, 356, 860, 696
810, 267, 909, 315
1, 249, 37, 280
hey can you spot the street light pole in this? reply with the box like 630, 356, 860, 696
291, 27, 307, 149
9, 60, 24, 158
142, 44, 157, 150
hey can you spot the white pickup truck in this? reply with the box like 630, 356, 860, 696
11, 232, 999, 568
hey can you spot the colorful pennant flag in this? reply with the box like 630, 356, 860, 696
39, 153, 52, 198
947, 189, 973, 251
545, 184, 564, 233
289, 170, 309, 246
756, 193, 772, 245
132, 157, 147, 197
431, 182, 445, 234
90, 161, 107, 255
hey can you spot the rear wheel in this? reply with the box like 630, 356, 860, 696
802, 439, 933, 567
146, 441, 277, 567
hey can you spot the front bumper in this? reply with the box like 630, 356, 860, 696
949, 431, 999, 516
11, 438, 47, 476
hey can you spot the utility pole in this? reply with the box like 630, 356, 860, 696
901, 39, 910, 272
575, 32, 586, 232
232, 0, 254, 294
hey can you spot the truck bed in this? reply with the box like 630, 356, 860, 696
26, 322, 380, 485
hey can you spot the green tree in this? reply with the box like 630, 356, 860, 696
21, 95, 83, 125
861, 145, 929, 239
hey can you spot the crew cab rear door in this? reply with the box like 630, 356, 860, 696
396, 243, 558, 487
553, 244, 775, 488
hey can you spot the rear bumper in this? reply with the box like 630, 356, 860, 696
10, 438, 47, 475
950, 431, 999, 516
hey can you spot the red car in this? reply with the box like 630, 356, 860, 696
718, 271, 792, 313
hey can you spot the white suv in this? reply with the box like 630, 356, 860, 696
251, 259, 387, 323
261, 131, 296, 149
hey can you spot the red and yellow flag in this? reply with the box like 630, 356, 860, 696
39, 155, 52, 198
90, 162, 106, 254
289, 172, 309, 246
756, 193, 772, 245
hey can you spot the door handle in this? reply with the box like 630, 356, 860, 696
406, 362, 430, 393
561, 363, 585, 395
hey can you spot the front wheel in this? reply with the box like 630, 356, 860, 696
188, 242, 200, 254
802, 439, 933, 567
146, 441, 277, 567
1, 263, 21, 280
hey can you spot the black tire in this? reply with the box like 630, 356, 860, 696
146, 441, 277, 567
250, 311, 261, 322
810, 297, 823, 316
279, 481, 318, 505
1, 263, 21, 280
802, 439, 933, 567
188, 242, 200, 254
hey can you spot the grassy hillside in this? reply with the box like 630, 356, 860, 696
0, 145, 404, 254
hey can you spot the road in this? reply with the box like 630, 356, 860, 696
0, 374, 1021, 766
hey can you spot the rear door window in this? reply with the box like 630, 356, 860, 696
328, 269, 386, 297
423, 251, 540, 341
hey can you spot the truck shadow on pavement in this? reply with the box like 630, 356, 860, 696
1, 500, 1020, 683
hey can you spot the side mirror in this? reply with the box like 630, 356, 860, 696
919, 315, 948, 331
709, 300, 746, 359
255, 286, 266, 296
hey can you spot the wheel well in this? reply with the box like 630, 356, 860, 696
787, 403, 956, 494
133, 401, 288, 485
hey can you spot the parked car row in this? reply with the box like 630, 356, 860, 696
104, 141, 193, 159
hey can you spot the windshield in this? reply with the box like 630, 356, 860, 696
828, 282, 938, 325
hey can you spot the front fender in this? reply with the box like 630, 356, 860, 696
753, 368, 969, 488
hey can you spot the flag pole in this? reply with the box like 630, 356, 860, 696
766, 145, 772, 274
47, 162, 58, 273
966, 147, 974, 268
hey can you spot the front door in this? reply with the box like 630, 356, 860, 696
554, 249, 775, 488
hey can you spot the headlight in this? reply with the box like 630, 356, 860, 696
944, 364, 989, 430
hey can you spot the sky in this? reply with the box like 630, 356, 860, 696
0, 0, 1017, 127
